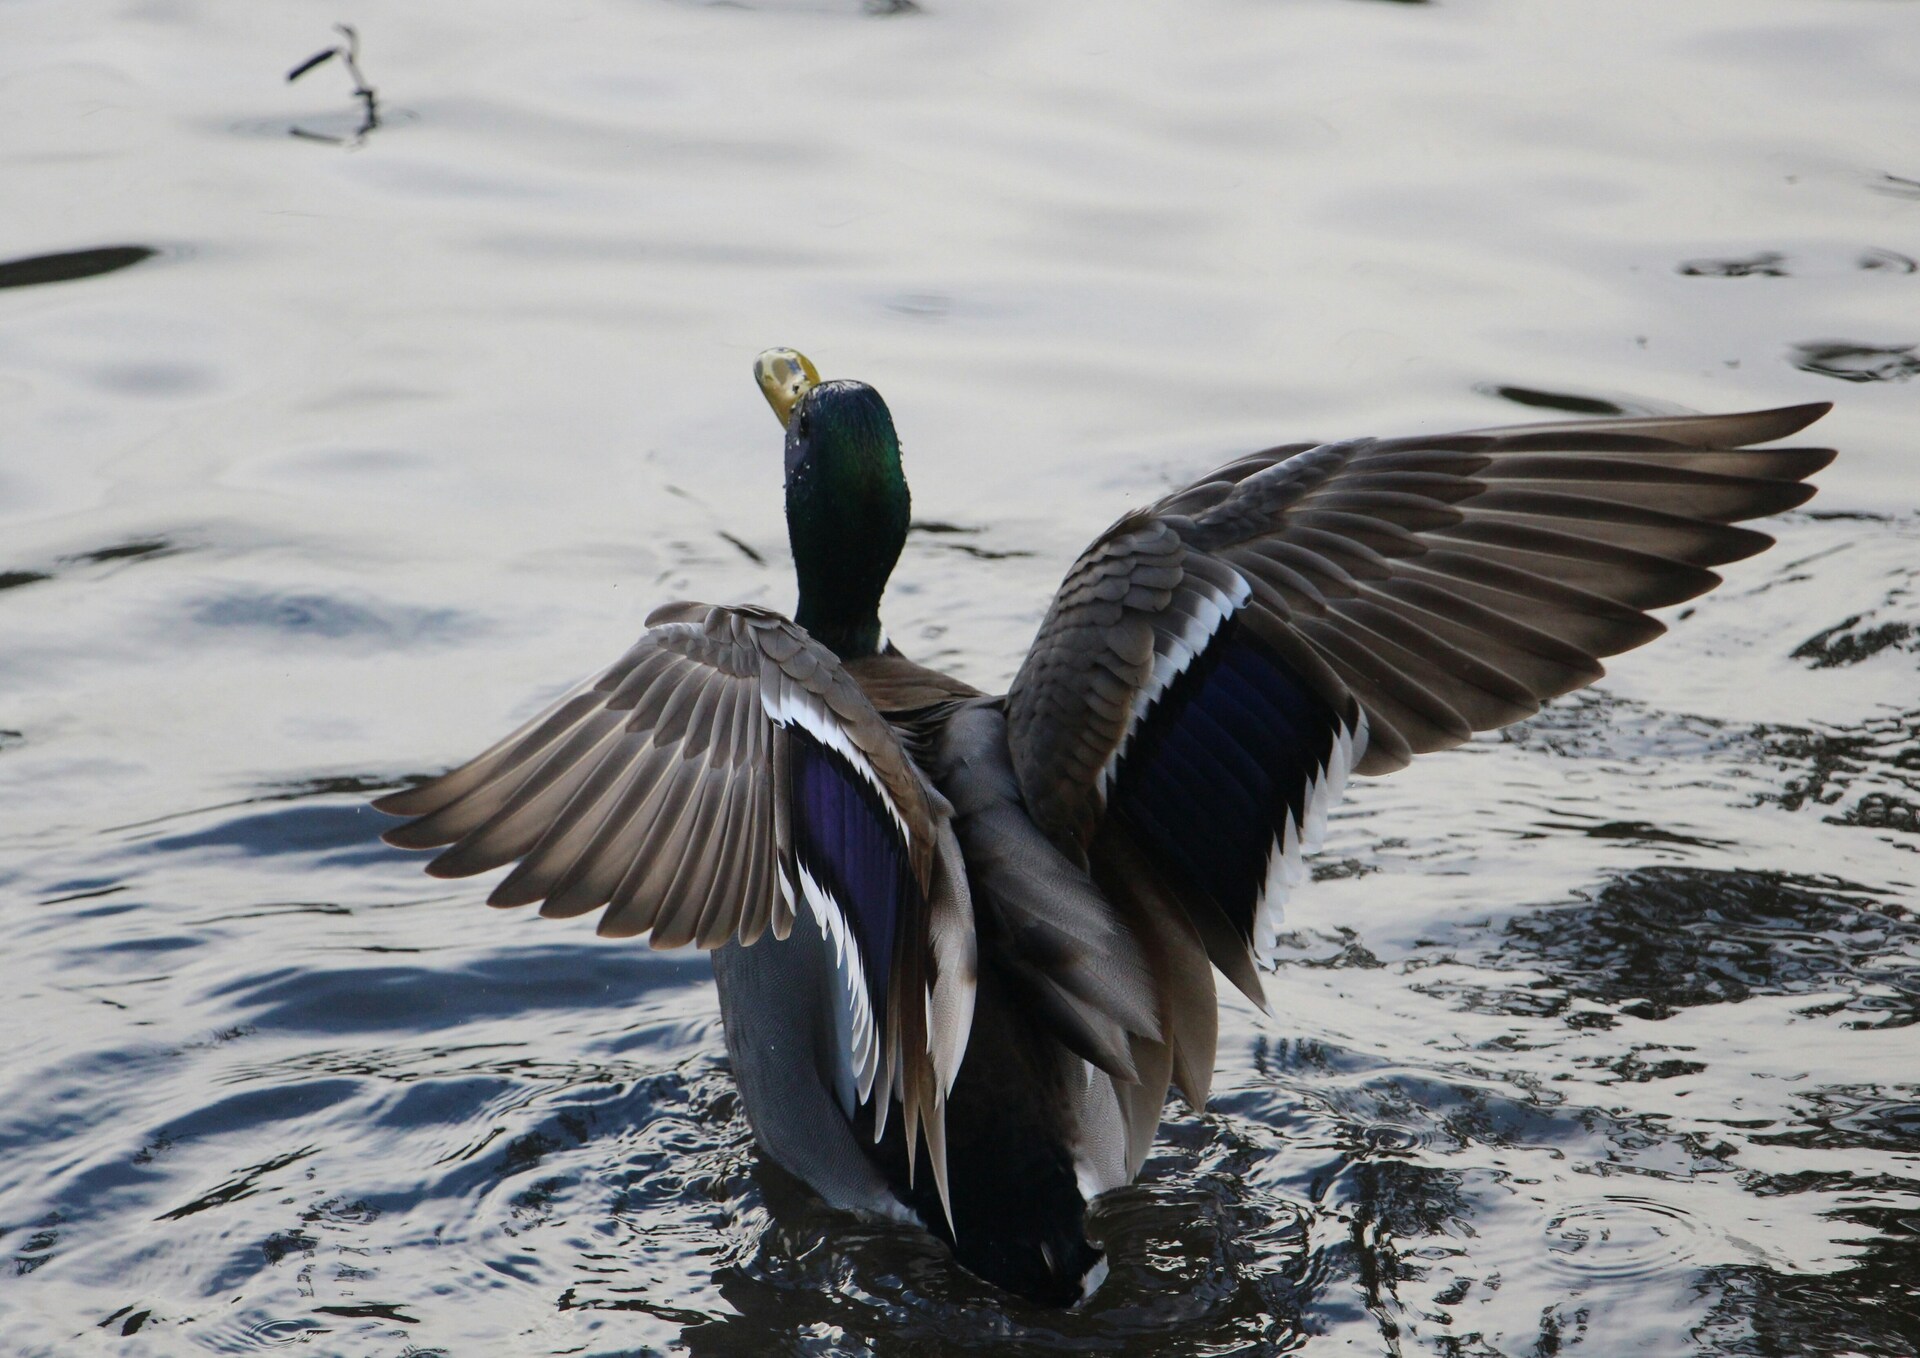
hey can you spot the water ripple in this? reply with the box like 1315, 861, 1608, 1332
1543, 1196, 1705, 1280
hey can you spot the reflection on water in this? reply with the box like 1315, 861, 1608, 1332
1451, 867, 1920, 1028
1869, 173, 1920, 202
1791, 342, 1920, 385
1475, 385, 1634, 417
4, 0, 1920, 1352
0, 246, 155, 291
1680, 252, 1789, 280
1857, 249, 1918, 276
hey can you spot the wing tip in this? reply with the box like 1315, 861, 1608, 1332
485, 875, 544, 909
1794, 445, 1840, 477
926, 1102, 955, 1239
1755, 401, 1833, 442
378, 823, 420, 849
596, 911, 646, 940
371, 783, 432, 818
1777, 481, 1820, 512
423, 853, 472, 879
383, 821, 453, 852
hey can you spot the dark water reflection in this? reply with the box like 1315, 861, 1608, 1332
1791, 343, 1920, 385
0, 246, 155, 291
1477, 386, 1634, 417
1680, 253, 1790, 279
1451, 867, 1919, 1028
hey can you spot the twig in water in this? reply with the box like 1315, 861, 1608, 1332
286, 24, 381, 147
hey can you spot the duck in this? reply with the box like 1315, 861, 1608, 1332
374, 351, 1833, 1305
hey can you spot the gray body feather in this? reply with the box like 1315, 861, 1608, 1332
712, 931, 920, 1225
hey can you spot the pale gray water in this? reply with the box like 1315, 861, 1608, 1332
2, 0, 1917, 1353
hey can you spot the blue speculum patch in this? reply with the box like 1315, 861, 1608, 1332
1111, 619, 1338, 941
788, 729, 915, 1040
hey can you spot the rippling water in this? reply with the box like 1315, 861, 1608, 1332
4, 0, 1917, 1353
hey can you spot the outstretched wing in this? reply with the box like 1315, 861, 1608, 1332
1007, 402, 1834, 1012
374, 601, 974, 1205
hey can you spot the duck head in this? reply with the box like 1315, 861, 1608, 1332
755, 348, 910, 660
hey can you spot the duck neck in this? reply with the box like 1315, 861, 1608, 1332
794, 595, 887, 660
786, 463, 907, 663
789, 505, 901, 659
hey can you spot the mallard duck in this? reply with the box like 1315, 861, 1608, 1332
374, 352, 1832, 1304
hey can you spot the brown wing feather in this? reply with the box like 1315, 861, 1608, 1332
374, 602, 973, 1215
1006, 401, 1833, 1008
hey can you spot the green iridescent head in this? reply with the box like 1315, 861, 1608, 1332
754, 349, 909, 660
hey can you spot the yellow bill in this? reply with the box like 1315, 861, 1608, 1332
754, 348, 820, 429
